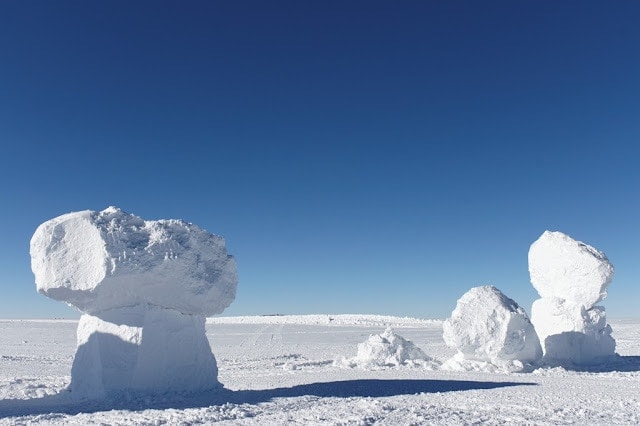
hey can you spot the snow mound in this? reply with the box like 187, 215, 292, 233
528, 230, 613, 308
30, 207, 237, 398
30, 206, 237, 316
529, 231, 616, 365
336, 327, 438, 369
442, 286, 541, 371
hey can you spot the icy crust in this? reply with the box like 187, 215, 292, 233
442, 286, 542, 370
71, 305, 220, 399
528, 231, 613, 308
336, 327, 439, 369
30, 207, 237, 316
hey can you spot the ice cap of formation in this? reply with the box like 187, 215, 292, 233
336, 327, 438, 369
528, 231, 615, 365
30, 207, 237, 398
442, 286, 542, 372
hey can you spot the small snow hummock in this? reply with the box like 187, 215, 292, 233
336, 327, 439, 369
442, 286, 542, 372
528, 231, 615, 365
30, 207, 237, 399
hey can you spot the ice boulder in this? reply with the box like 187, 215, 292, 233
528, 231, 616, 365
336, 327, 438, 369
30, 207, 237, 398
442, 286, 542, 372
529, 230, 613, 308
30, 206, 236, 316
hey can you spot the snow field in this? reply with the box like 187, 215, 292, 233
1, 316, 639, 425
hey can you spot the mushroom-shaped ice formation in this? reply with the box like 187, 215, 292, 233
30, 207, 237, 398
442, 286, 542, 372
528, 230, 615, 365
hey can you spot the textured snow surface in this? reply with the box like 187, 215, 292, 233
529, 231, 616, 364
336, 327, 439, 369
528, 230, 613, 308
442, 286, 541, 371
30, 206, 237, 316
1, 316, 639, 425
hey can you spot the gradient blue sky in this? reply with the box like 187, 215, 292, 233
1, 1, 639, 319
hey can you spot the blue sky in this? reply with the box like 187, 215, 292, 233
1, 1, 639, 319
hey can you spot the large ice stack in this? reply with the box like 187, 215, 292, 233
528, 230, 615, 365
442, 286, 541, 372
30, 207, 237, 399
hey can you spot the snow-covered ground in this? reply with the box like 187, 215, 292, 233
1, 315, 639, 425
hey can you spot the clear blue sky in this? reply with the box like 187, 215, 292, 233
1, 1, 639, 319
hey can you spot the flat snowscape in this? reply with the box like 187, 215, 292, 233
1, 316, 639, 425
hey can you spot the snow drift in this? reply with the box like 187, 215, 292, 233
30, 207, 237, 398
336, 327, 438, 369
529, 231, 615, 365
442, 286, 541, 372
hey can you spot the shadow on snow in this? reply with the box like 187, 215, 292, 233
539, 354, 640, 373
0, 378, 535, 418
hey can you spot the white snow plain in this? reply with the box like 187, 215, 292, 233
1, 315, 639, 425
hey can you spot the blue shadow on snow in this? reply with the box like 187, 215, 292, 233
0, 378, 536, 418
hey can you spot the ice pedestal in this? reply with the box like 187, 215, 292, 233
72, 305, 219, 399
530, 298, 615, 365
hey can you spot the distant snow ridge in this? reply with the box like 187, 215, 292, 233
442, 286, 542, 372
336, 327, 439, 369
528, 231, 615, 365
30, 207, 237, 399
208, 314, 440, 327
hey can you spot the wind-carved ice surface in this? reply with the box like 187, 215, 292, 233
529, 231, 615, 365
442, 286, 542, 372
30, 207, 237, 399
